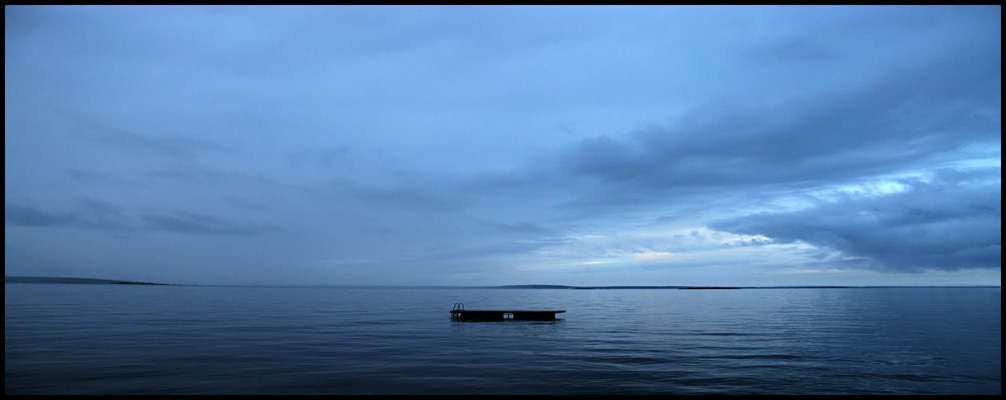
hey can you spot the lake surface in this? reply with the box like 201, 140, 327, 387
5, 284, 1001, 395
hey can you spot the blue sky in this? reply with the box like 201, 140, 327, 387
5, 5, 1001, 286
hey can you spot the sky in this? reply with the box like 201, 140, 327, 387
5, 5, 1001, 287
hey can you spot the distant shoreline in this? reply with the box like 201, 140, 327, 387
497, 284, 1001, 290
5, 276, 169, 285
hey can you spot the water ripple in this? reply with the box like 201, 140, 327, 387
5, 285, 1001, 395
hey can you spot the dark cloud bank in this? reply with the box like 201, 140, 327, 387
541, 33, 1001, 274
6, 199, 276, 236
712, 168, 1000, 273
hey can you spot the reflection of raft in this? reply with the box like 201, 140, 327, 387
450, 303, 566, 321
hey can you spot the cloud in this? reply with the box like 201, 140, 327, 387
6, 199, 277, 236
86, 125, 228, 161
536, 30, 1000, 223
559, 41, 998, 190
141, 211, 278, 236
711, 167, 1001, 272
5, 202, 78, 227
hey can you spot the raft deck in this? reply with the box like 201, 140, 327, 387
450, 303, 565, 321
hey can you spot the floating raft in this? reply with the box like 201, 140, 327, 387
450, 303, 565, 321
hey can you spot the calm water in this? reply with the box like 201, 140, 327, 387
5, 284, 1001, 395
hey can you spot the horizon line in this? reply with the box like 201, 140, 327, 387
4, 276, 1000, 289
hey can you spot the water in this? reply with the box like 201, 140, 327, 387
5, 284, 1001, 395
